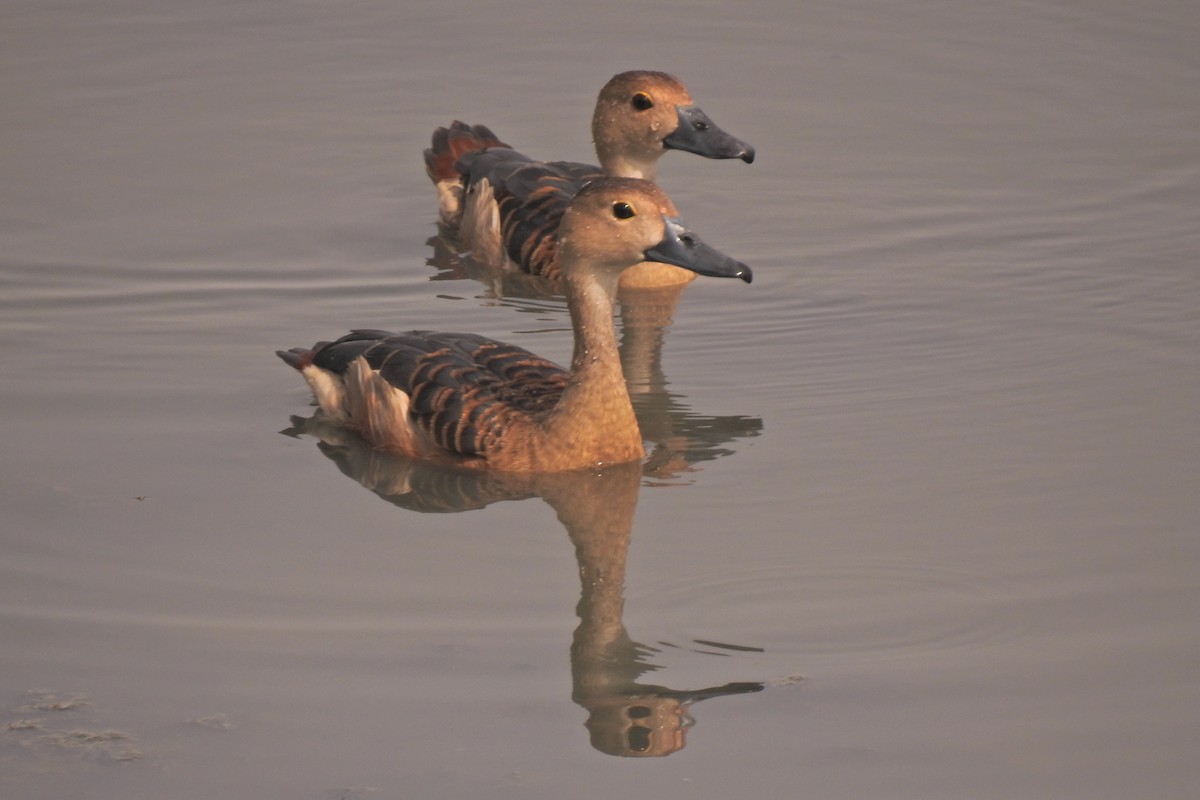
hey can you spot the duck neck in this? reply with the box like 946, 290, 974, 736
566, 266, 622, 372
541, 260, 643, 466
597, 149, 658, 182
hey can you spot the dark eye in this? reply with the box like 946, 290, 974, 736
612, 202, 636, 219
631, 92, 653, 111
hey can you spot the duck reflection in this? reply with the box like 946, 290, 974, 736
280, 419, 764, 756
559, 459, 763, 757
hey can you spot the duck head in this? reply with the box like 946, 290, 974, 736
559, 177, 752, 284
592, 71, 756, 180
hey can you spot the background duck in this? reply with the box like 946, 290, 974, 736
279, 178, 751, 472
424, 70, 755, 288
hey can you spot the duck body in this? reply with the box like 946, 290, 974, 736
425, 71, 754, 286
279, 179, 751, 473
279, 329, 607, 471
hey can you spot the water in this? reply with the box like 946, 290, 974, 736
2, 1, 1198, 798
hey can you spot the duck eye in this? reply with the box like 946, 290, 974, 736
631, 92, 653, 111
612, 202, 636, 219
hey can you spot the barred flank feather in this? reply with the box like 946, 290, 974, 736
285, 330, 569, 461
496, 167, 601, 279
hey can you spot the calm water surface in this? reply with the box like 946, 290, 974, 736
2, 1, 1198, 798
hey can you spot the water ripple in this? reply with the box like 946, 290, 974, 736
634, 559, 1031, 668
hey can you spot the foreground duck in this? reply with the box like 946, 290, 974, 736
278, 179, 751, 472
425, 70, 755, 287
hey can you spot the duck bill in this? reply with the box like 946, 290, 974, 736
662, 105, 756, 163
643, 217, 752, 283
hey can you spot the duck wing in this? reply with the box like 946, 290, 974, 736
458, 150, 604, 279
306, 330, 568, 458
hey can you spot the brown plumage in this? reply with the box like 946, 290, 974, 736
424, 70, 755, 285
278, 178, 751, 472
423, 121, 510, 225
423, 122, 509, 183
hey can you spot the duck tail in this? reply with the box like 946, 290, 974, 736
423, 121, 508, 184
424, 121, 508, 228
276, 347, 314, 371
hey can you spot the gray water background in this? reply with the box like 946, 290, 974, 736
2, 1, 1198, 798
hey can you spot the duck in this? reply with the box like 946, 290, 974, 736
424, 70, 755, 288
278, 178, 751, 472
